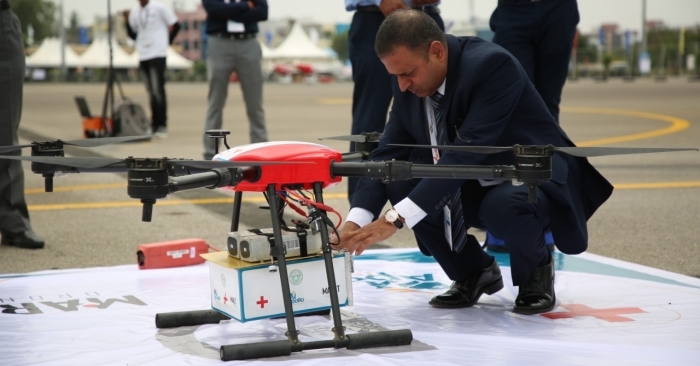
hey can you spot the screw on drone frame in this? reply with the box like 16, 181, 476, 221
206, 129, 231, 155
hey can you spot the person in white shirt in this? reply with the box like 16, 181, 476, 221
122, 0, 180, 138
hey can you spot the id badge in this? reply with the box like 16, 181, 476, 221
443, 205, 453, 250
227, 20, 245, 33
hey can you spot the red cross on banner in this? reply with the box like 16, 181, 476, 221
542, 304, 646, 322
223, 294, 228, 304
256, 296, 269, 309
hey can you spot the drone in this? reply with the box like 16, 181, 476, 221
0, 130, 696, 361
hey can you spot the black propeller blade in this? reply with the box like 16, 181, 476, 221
0, 156, 126, 169
319, 132, 383, 143
62, 135, 152, 148
0, 144, 34, 154
169, 160, 312, 170
553, 146, 698, 157
0, 155, 314, 170
388, 144, 699, 157
0, 135, 151, 154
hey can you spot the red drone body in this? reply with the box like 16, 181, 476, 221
214, 142, 343, 192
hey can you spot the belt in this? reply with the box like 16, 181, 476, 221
209, 32, 257, 40
1, 1, 11, 11
356, 5, 440, 15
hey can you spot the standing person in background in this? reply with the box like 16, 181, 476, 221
489, 0, 579, 122
485, 0, 579, 252
123, 0, 181, 138
345, 0, 443, 202
201, 0, 268, 160
0, 0, 45, 249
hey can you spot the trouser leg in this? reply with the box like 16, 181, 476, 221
479, 183, 552, 286
533, 0, 579, 122
203, 37, 236, 158
234, 38, 267, 143
0, 9, 32, 234
148, 57, 167, 129
347, 12, 393, 202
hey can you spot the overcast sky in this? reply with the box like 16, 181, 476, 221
54, 0, 699, 34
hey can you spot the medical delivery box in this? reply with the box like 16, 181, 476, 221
201, 251, 353, 322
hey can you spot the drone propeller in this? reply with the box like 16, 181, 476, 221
0, 135, 151, 154
388, 144, 699, 157
319, 132, 383, 143
0, 155, 313, 170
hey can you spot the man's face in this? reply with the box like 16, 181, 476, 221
380, 42, 447, 98
139, 0, 149, 7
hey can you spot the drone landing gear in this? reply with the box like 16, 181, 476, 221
155, 182, 413, 361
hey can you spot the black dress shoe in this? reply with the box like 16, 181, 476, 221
513, 256, 555, 315
1, 231, 45, 249
429, 258, 504, 308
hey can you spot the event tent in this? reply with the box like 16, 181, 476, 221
25, 37, 82, 68
79, 37, 138, 68
266, 21, 334, 61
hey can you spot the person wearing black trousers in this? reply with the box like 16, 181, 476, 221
0, 0, 45, 249
345, 0, 444, 202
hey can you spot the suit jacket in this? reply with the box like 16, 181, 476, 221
351, 35, 613, 254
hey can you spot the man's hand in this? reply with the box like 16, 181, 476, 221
411, 0, 440, 6
248, 1, 254, 9
379, 0, 409, 17
121, 10, 130, 19
335, 219, 397, 256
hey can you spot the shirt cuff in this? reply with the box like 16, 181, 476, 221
346, 207, 374, 228
394, 198, 427, 229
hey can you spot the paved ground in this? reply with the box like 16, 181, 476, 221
1, 78, 699, 278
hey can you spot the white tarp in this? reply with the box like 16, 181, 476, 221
1, 248, 699, 365
25, 37, 82, 68
266, 22, 334, 61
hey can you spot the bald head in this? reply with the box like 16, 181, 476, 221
375, 9, 447, 60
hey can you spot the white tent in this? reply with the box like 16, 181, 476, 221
128, 47, 194, 70
165, 47, 193, 69
25, 37, 82, 68
267, 21, 334, 61
79, 37, 138, 68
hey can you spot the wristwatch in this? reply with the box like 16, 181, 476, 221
384, 209, 404, 229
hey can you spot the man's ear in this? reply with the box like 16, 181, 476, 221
429, 41, 445, 61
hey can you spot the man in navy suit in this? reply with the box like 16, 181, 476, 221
337, 10, 612, 314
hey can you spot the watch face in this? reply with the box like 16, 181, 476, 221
385, 209, 399, 222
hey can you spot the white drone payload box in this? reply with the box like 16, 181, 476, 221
201, 250, 353, 322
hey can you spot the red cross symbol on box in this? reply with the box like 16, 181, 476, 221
256, 296, 269, 309
541, 304, 646, 322
223, 294, 228, 304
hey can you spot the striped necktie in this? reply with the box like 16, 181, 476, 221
429, 92, 468, 253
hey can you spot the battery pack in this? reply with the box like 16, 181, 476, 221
227, 229, 322, 263
137, 238, 210, 269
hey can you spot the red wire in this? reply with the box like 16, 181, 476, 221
284, 188, 343, 230
277, 192, 308, 218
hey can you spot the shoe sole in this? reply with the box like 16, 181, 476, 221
429, 277, 504, 309
512, 294, 557, 315
1, 241, 45, 249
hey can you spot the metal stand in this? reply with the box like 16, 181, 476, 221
156, 182, 413, 361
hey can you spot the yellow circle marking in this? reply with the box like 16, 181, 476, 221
563, 107, 691, 146
24, 107, 697, 211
